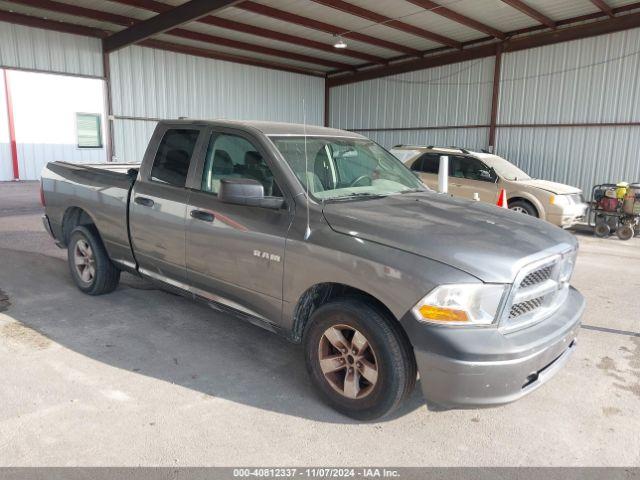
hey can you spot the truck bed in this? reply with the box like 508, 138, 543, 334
41, 161, 139, 270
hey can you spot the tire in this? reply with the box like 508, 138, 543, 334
304, 299, 416, 420
509, 200, 538, 217
67, 225, 120, 295
594, 222, 611, 238
616, 224, 634, 241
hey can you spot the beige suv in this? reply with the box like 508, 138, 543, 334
391, 146, 588, 228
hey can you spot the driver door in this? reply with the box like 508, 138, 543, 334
184, 128, 293, 325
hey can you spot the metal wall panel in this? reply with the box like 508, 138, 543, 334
0, 21, 103, 78
363, 128, 490, 152
499, 27, 640, 124
495, 126, 640, 194
109, 45, 324, 162
112, 119, 158, 163
329, 57, 495, 131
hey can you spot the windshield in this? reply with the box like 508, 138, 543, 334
270, 136, 426, 200
481, 154, 531, 181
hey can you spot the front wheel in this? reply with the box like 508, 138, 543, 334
304, 299, 416, 420
68, 225, 120, 295
509, 200, 538, 217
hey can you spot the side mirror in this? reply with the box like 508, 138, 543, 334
218, 178, 284, 209
479, 169, 498, 183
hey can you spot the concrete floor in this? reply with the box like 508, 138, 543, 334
0, 181, 638, 466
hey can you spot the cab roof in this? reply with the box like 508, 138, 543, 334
163, 119, 366, 139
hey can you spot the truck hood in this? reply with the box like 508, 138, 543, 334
513, 178, 581, 195
322, 192, 576, 283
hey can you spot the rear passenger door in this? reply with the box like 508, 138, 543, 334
129, 124, 208, 284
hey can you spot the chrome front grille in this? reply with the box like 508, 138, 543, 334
509, 296, 544, 319
501, 248, 577, 332
520, 265, 553, 288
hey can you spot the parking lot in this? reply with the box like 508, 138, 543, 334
0, 180, 639, 466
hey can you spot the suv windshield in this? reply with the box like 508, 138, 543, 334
270, 136, 426, 200
481, 154, 531, 181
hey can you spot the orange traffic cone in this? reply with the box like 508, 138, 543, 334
496, 189, 508, 209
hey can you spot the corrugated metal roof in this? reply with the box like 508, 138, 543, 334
0, 0, 639, 75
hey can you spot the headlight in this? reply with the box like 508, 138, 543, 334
559, 249, 577, 283
549, 195, 570, 206
412, 284, 508, 326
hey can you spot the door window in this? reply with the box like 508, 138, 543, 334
417, 153, 440, 174
453, 156, 495, 182
201, 133, 282, 197
150, 129, 200, 187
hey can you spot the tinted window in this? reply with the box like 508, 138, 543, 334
421, 154, 440, 174
450, 156, 493, 181
201, 133, 281, 197
150, 129, 199, 187
410, 157, 424, 171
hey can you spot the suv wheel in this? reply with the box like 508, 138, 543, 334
509, 200, 538, 217
68, 225, 120, 295
304, 299, 416, 420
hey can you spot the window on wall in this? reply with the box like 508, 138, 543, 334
76, 113, 103, 148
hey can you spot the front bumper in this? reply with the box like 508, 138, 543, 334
401, 287, 585, 409
547, 203, 588, 228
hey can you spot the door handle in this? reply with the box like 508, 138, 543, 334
190, 209, 215, 222
134, 196, 154, 207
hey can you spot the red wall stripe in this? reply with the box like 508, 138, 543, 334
3, 70, 19, 180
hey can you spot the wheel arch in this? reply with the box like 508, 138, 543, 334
507, 194, 544, 219
61, 206, 100, 246
291, 282, 407, 344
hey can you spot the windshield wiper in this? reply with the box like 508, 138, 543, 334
328, 192, 388, 202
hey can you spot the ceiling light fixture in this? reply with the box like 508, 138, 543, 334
333, 36, 347, 49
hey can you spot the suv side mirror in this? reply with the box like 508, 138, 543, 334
479, 169, 498, 183
219, 178, 284, 209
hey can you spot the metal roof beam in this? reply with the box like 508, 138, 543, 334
0, 9, 323, 76
109, 0, 386, 64
310, 0, 461, 48
590, 0, 614, 17
328, 10, 640, 86
406, 0, 506, 40
10, 0, 347, 69
0, 9, 108, 38
500, 0, 556, 29
237, 1, 423, 55
103, 0, 241, 52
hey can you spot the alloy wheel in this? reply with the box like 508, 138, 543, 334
510, 206, 529, 215
318, 324, 378, 399
73, 239, 95, 283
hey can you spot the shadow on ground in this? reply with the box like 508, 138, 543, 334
0, 247, 425, 424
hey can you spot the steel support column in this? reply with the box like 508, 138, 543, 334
488, 44, 503, 152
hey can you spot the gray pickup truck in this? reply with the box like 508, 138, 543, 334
41, 120, 585, 420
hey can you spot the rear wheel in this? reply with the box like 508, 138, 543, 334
68, 225, 120, 295
304, 299, 416, 420
509, 200, 538, 217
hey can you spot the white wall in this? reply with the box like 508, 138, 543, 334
1, 69, 106, 180
109, 46, 325, 162
0, 22, 103, 77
